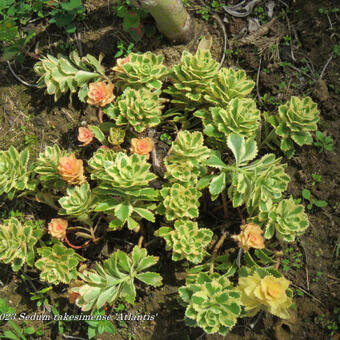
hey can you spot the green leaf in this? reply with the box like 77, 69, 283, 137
89, 125, 107, 145
227, 134, 257, 166
95, 198, 119, 211
205, 155, 227, 169
136, 272, 162, 287
314, 200, 327, 207
302, 189, 311, 200
209, 172, 226, 196
134, 207, 155, 222
114, 203, 132, 222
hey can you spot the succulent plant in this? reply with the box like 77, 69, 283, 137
112, 52, 168, 90
104, 87, 167, 133
165, 49, 219, 110
164, 131, 210, 184
34, 144, 68, 190
34, 50, 106, 102
90, 152, 158, 231
263, 197, 309, 242
204, 67, 255, 106
108, 127, 126, 145
91, 152, 157, 193
155, 220, 213, 264
72, 246, 162, 311
58, 183, 97, 224
201, 134, 290, 214
0, 217, 43, 271
195, 98, 261, 140
159, 183, 202, 221
179, 272, 242, 336
266, 96, 320, 158
35, 243, 84, 285
0, 146, 33, 199
238, 266, 293, 319
87, 148, 117, 178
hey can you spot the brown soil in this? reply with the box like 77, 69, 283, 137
0, 0, 339, 339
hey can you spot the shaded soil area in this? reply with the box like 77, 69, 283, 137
0, 0, 339, 339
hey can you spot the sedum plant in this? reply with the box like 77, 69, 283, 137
90, 152, 157, 193
90, 152, 158, 231
35, 244, 84, 285
179, 272, 242, 336
262, 197, 309, 242
104, 87, 167, 133
58, 183, 97, 225
34, 50, 106, 102
73, 246, 162, 311
165, 49, 219, 110
164, 131, 210, 184
238, 266, 293, 319
34, 144, 68, 190
159, 183, 202, 221
112, 52, 168, 90
266, 96, 320, 158
0, 217, 43, 272
204, 67, 255, 107
201, 134, 290, 215
155, 220, 213, 264
195, 98, 261, 141
0, 146, 34, 199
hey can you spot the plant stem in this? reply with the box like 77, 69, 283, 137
64, 233, 91, 249
221, 191, 228, 218
209, 231, 228, 274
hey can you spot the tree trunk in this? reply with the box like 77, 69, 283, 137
131, 0, 195, 43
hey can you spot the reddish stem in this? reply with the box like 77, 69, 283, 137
98, 107, 103, 123
64, 233, 91, 249
237, 207, 246, 225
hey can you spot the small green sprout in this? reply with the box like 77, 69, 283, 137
302, 189, 328, 210
314, 131, 334, 152
311, 173, 321, 186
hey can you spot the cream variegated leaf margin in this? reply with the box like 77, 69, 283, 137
155, 220, 213, 264
104, 87, 167, 133
0, 146, 34, 199
112, 52, 168, 90
164, 131, 211, 184
34, 50, 105, 102
35, 243, 84, 285
179, 272, 242, 336
0, 217, 43, 272
73, 246, 162, 312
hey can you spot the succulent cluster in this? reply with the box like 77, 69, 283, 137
155, 220, 213, 264
159, 183, 202, 221
34, 51, 106, 102
0, 217, 42, 272
0, 47, 320, 338
58, 183, 97, 224
73, 246, 162, 311
35, 244, 84, 285
266, 96, 320, 158
164, 131, 210, 184
202, 134, 290, 215
179, 273, 242, 336
104, 87, 167, 133
205, 67, 255, 106
34, 144, 68, 190
262, 197, 309, 242
0, 146, 33, 199
195, 98, 261, 141
165, 49, 219, 110
112, 52, 168, 90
